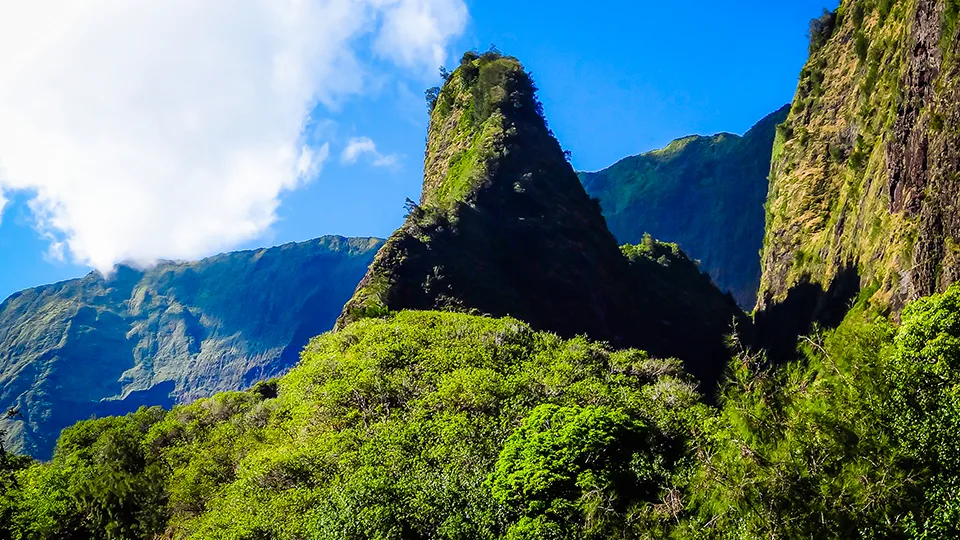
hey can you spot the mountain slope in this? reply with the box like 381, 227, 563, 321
759, 0, 960, 326
0, 235, 382, 458
337, 51, 746, 388
580, 105, 789, 308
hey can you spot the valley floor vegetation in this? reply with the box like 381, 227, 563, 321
3, 286, 960, 539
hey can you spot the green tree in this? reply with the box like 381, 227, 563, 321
490, 404, 670, 539
1, 407, 33, 539
886, 286, 960, 537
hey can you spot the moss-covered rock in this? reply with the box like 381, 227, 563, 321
338, 52, 746, 390
759, 0, 960, 324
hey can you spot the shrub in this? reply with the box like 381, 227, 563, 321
425, 86, 441, 112
856, 32, 870, 62
886, 286, 960, 537
490, 404, 668, 539
808, 9, 837, 55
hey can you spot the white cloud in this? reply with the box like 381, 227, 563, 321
375, 0, 469, 73
342, 138, 378, 164
0, 0, 467, 272
373, 154, 400, 168
341, 137, 400, 168
297, 144, 331, 180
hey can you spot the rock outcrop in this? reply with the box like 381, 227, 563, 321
759, 0, 960, 321
338, 52, 746, 390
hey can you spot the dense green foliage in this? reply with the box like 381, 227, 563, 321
0, 235, 383, 459
580, 106, 788, 308
0, 312, 707, 539
489, 404, 677, 539
8, 284, 960, 538
0, 408, 32, 540
689, 285, 960, 538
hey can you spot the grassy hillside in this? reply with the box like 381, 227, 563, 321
0, 236, 382, 459
581, 106, 788, 308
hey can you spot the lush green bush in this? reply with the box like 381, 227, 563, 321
0, 411, 33, 540
490, 404, 669, 539
11, 284, 960, 538
2, 407, 169, 539
683, 284, 960, 539
886, 287, 960, 537
682, 313, 906, 539
1, 312, 707, 539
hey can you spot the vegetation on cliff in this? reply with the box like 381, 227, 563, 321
338, 51, 744, 389
760, 0, 960, 320
581, 105, 789, 308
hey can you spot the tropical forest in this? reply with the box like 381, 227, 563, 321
3, 0, 960, 538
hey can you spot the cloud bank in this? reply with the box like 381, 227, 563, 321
0, 0, 467, 272
341, 137, 400, 167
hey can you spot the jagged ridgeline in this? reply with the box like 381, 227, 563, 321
15, 32, 960, 539
581, 105, 789, 309
0, 236, 382, 459
338, 51, 746, 387
759, 0, 960, 329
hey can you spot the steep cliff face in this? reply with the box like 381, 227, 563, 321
581, 106, 789, 308
759, 0, 960, 323
0, 236, 382, 458
338, 52, 745, 389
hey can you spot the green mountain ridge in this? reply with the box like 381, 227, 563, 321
0, 235, 383, 459
338, 51, 746, 388
580, 105, 789, 308
13, 7, 960, 536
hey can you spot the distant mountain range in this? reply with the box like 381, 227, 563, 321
0, 235, 382, 458
0, 99, 790, 462
581, 105, 789, 309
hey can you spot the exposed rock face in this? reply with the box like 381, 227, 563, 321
759, 0, 960, 325
338, 52, 746, 389
581, 106, 789, 308
0, 236, 382, 458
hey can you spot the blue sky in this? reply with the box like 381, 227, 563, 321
0, 0, 837, 301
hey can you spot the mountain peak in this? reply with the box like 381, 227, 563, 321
580, 105, 789, 308
422, 51, 551, 208
337, 51, 745, 389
